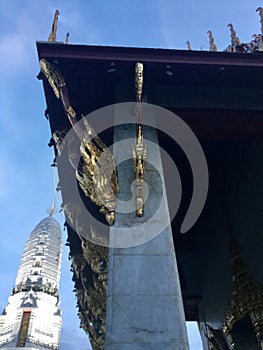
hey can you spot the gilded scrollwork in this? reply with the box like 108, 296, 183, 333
69, 234, 109, 348
134, 62, 147, 217
71, 253, 87, 279
40, 59, 76, 122
85, 286, 106, 342
53, 130, 67, 156
40, 59, 118, 225
132, 125, 147, 217
81, 239, 108, 276
39, 59, 64, 99
223, 227, 263, 349
71, 243, 107, 349
84, 286, 106, 350
85, 288, 105, 318
76, 118, 118, 225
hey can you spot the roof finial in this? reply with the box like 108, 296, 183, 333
48, 10, 60, 42
256, 7, 263, 34
227, 23, 241, 47
186, 41, 192, 50
47, 203, 56, 216
207, 30, 217, 52
65, 32, 69, 45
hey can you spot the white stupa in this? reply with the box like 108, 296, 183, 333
0, 206, 62, 349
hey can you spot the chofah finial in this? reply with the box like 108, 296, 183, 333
48, 10, 59, 42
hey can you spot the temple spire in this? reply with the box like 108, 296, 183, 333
0, 214, 62, 348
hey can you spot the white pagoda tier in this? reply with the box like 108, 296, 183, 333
0, 214, 62, 349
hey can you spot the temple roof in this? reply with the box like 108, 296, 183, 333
37, 41, 263, 332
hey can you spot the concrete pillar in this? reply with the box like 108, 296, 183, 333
105, 103, 189, 350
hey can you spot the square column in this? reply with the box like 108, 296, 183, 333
105, 104, 189, 350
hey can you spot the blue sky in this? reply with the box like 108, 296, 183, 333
0, 1, 261, 349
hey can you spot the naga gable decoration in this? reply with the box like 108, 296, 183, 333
40, 59, 118, 225
76, 118, 118, 225
223, 220, 263, 349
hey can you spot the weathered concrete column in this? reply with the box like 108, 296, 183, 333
105, 103, 189, 350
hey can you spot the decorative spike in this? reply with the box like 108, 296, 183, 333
227, 23, 241, 47
186, 40, 192, 51
257, 7, 263, 34
207, 30, 217, 52
65, 32, 69, 45
47, 202, 56, 216
48, 10, 59, 42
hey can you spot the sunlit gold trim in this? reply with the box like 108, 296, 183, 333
40, 59, 118, 225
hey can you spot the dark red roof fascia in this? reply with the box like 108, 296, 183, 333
36, 42, 263, 67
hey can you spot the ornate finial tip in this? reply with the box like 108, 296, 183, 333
48, 9, 60, 42
47, 202, 57, 216
65, 32, 70, 45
